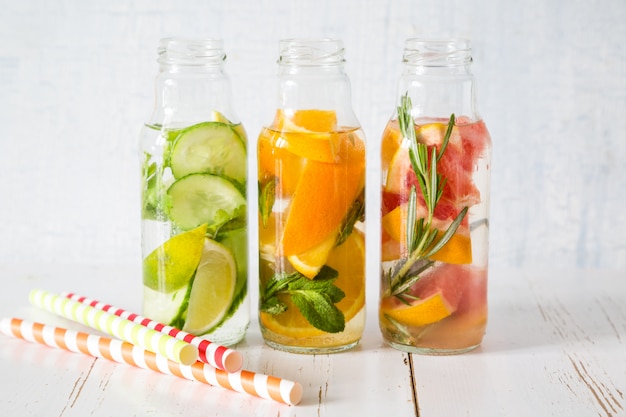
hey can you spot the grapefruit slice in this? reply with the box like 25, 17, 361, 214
381, 264, 471, 327
384, 121, 480, 225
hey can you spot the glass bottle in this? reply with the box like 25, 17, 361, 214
379, 38, 492, 354
139, 38, 249, 346
257, 39, 366, 354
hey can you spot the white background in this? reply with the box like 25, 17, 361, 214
1, 0, 624, 288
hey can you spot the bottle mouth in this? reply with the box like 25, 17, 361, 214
157, 38, 226, 66
403, 38, 472, 66
278, 38, 345, 66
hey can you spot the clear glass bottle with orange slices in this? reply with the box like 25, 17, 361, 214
257, 39, 366, 353
379, 39, 492, 354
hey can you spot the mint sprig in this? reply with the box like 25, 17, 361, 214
260, 265, 346, 333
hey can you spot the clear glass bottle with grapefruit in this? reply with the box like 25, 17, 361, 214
257, 39, 366, 354
379, 39, 492, 354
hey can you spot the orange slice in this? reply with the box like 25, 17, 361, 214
416, 122, 462, 151
260, 229, 365, 338
273, 109, 337, 132
287, 229, 338, 278
381, 228, 404, 262
271, 109, 344, 163
380, 291, 453, 327
327, 229, 366, 322
384, 122, 463, 195
281, 151, 365, 256
381, 203, 408, 244
381, 203, 472, 265
280, 130, 344, 163
258, 128, 304, 196
385, 140, 412, 195
428, 230, 472, 265
381, 120, 403, 172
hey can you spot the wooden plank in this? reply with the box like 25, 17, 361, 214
0, 264, 416, 416
412, 268, 626, 417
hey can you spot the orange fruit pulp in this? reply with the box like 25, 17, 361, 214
260, 229, 365, 339
258, 108, 365, 261
381, 202, 472, 264
380, 292, 454, 327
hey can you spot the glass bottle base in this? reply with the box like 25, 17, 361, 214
263, 339, 360, 355
385, 339, 480, 356
259, 308, 365, 354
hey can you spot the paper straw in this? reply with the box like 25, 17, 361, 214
29, 289, 198, 366
62, 291, 243, 373
0, 318, 302, 406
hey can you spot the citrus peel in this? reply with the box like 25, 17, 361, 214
381, 291, 453, 327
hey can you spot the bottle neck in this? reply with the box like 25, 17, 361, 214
397, 39, 479, 122
149, 38, 239, 127
273, 39, 359, 128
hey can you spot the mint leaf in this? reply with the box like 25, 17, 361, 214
259, 265, 346, 333
260, 296, 287, 315
287, 267, 344, 298
291, 291, 345, 333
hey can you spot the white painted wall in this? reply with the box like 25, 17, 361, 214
1, 0, 625, 273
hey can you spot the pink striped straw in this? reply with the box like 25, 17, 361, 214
0, 317, 303, 406
63, 292, 242, 373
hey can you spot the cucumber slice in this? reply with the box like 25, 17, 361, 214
167, 173, 246, 232
170, 122, 247, 184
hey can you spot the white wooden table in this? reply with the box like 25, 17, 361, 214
0, 265, 624, 416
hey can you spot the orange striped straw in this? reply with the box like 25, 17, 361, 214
0, 317, 303, 406
62, 292, 243, 373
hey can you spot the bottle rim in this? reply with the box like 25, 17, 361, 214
278, 38, 345, 66
403, 38, 472, 67
157, 38, 226, 66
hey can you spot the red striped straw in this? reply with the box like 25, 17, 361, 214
0, 317, 302, 406
62, 292, 242, 373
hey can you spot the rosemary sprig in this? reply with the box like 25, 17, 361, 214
385, 93, 467, 298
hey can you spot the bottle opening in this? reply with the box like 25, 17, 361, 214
278, 39, 345, 66
158, 38, 226, 66
403, 38, 472, 67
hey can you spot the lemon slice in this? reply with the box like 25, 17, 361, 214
182, 238, 237, 335
143, 224, 208, 292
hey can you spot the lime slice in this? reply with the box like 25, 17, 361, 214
217, 228, 248, 320
170, 122, 247, 183
183, 238, 237, 335
143, 224, 208, 292
166, 173, 246, 232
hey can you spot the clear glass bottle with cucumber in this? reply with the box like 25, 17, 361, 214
139, 38, 249, 346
